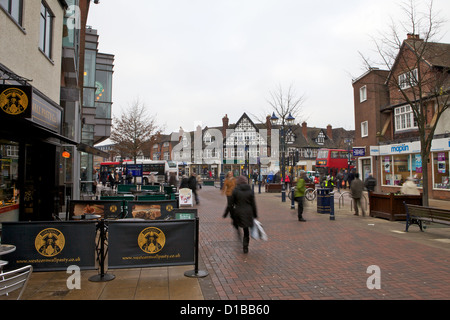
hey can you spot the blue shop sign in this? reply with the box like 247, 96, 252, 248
353, 147, 365, 157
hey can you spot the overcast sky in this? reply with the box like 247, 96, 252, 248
87, 0, 450, 134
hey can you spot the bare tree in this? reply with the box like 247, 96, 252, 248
266, 83, 306, 125
110, 100, 163, 163
360, 0, 450, 206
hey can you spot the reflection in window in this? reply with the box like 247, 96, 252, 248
0, 141, 20, 208
39, 2, 53, 58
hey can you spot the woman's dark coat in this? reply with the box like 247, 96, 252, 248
231, 184, 257, 228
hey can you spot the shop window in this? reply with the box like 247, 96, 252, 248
0, 141, 20, 209
382, 156, 394, 185
393, 154, 411, 185
411, 154, 423, 188
433, 152, 449, 190
381, 153, 424, 188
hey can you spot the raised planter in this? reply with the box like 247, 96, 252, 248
265, 183, 283, 193
368, 192, 422, 221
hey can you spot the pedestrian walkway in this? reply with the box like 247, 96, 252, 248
2, 186, 449, 300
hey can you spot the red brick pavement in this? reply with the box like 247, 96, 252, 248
195, 186, 450, 300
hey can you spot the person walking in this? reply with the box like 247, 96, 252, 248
222, 172, 237, 230
364, 173, 376, 192
231, 175, 258, 253
188, 173, 199, 204
294, 171, 307, 222
400, 177, 420, 195
350, 173, 366, 216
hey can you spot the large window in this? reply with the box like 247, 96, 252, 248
398, 68, 418, 89
395, 105, 417, 131
381, 154, 423, 187
0, 0, 23, 26
39, 2, 53, 58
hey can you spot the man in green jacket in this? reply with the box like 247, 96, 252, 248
294, 171, 307, 221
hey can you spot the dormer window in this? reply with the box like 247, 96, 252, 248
316, 131, 325, 145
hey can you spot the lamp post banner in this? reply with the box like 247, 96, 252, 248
107, 220, 195, 269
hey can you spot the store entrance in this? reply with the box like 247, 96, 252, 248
20, 142, 57, 221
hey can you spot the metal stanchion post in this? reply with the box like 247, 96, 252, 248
291, 187, 295, 209
89, 219, 115, 282
185, 217, 209, 278
330, 192, 335, 220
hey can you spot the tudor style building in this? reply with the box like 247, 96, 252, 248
153, 113, 353, 180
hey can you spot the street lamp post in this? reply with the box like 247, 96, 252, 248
271, 112, 295, 202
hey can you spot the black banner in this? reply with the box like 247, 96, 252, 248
1, 221, 97, 271
127, 200, 178, 219
68, 200, 124, 219
107, 220, 195, 269
0, 84, 32, 119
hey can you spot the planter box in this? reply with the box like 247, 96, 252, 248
265, 183, 283, 193
369, 192, 422, 221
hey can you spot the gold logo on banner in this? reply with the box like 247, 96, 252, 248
166, 204, 173, 212
110, 205, 118, 213
0, 87, 29, 115
138, 227, 165, 254
35, 228, 65, 257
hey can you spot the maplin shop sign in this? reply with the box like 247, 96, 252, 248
0, 84, 32, 119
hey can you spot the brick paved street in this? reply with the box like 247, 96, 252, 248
195, 185, 450, 300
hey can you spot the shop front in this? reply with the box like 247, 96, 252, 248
370, 138, 450, 200
0, 83, 77, 222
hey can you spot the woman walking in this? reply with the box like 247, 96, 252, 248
231, 175, 258, 253
222, 171, 237, 228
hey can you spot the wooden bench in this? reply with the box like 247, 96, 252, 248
404, 203, 450, 232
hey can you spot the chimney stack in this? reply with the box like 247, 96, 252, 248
407, 33, 422, 41
222, 114, 229, 138
327, 124, 333, 140
302, 121, 307, 138
266, 115, 272, 136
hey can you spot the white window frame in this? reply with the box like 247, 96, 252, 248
39, 1, 54, 58
398, 69, 418, 90
394, 105, 417, 132
361, 121, 368, 137
360, 85, 367, 102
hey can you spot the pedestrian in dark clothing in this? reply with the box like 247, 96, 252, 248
350, 173, 365, 216
179, 175, 189, 189
364, 173, 376, 192
347, 169, 355, 189
188, 173, 199, 204
231, 175, 258, 253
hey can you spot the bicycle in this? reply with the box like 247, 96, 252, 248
287, 187, 316, 201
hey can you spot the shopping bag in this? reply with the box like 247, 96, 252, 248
251, 219, 268, 241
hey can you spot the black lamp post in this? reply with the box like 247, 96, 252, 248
270, 112, 295, 202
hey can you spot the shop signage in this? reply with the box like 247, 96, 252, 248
353, 147, 365, 157
1, 221, 97, 271
107, 220, 195, 269
31, 92, 62, 133
379, 141, 421, 155
0, 85, 32, 119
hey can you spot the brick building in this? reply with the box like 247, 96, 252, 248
352, 34, 450, 200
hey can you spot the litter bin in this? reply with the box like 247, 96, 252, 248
317, 188, 332, 214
